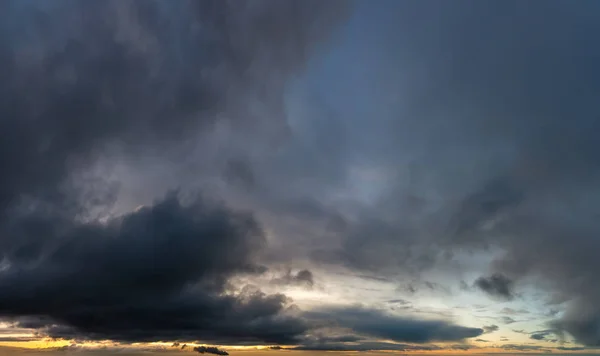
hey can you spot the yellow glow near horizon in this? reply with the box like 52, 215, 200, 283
0, 340, 594, 355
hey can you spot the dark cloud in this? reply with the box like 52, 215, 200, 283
482, 325, 499, 334
270, 269, 314, 288
530, 333, 548, 341
0, 194, 307, 344
305, 306, 483, 343
0, 0, 344, 221
474, 274, 514, 300
557, 346, 587, 351
364, 0, 600, 346
3, 0, 600, 350
356, 274, 390, 283
293, 341, 442, 352
0, 0, 348, 346
448, 344, 473, 351
194, 346, 229, 355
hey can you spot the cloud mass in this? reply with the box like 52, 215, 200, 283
1, 0, 600, 352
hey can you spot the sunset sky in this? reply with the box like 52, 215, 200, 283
1, 0, 600, 355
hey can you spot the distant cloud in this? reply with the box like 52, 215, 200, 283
502, 344, 547, 352
501, 307, 529, 315
530, 330, 554, 341
474, 274, 515, 300
557, 346, 586, 351
501, 317, 517, 325
483, 325, 499, 334
305, 306, 483, 344
387, 299, 410, 305
194, 346, 230, 355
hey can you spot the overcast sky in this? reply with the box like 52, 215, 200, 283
1, 0, 600, 355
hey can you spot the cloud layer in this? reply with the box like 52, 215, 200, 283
0, 194, 307, 344
2, 0, 600, 350
0, 0, 345, 347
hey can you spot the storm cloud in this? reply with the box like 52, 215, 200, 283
1, 0, 599, 351
0, 0, 347, 224
0, 0, 346, 346
0, 194, 307, 344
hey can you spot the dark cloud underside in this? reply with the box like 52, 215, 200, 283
305, 306, 483, 344
0, 0, 346, 345
0, 194, 306, 344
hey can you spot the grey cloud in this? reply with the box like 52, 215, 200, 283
4, 0, 600, 349
194, 346, 229, 355
502, 317, 517, 325
387, 299, 410, 305
530, 333, 549, 341
270, 269, 314, 289
557, 346, 587, 351
449, 344, 474, 351
356, 274, 390, 283
474, 274, 514, 301
0, 336, 38, 342
501, 344, 546, 352
0, 0, 348, 234
305, 306, 483, 343
0, 0, 348, 346
482, 325, 499, 334
293, 339, 476, 352
0, 194, 307, 344
275, 2, 600, 348
370, 0, 600, 346
293, 341, 442, 352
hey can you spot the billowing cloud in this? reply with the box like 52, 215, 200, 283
0, 194, 307, 344
0, 0, 347, 346
0, 0, 348, 231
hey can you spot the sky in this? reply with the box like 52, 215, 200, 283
1, 0, 600, 355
